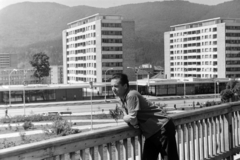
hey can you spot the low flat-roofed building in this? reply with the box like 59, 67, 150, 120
0, 68, 50, 85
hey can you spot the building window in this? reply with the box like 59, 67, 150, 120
102, 23, 122, 28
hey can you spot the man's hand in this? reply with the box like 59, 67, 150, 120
123, 115, 138, 127
123, 115, 131, 122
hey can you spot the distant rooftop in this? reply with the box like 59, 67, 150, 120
67, 13, 123, 26
154, 66, 164, 71
170, 17, 240, 31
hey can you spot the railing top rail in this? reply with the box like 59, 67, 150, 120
170, 103, 232, 125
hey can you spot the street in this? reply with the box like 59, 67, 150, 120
0, 97, 221, 117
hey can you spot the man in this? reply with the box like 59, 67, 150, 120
5, 108, 9, 118
111, 73, 179, 160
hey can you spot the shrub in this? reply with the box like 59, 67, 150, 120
14, 126, 20, 132
109, 104, 123, 125
0, 114, 62, 123
220, 89, 234, 103
22, 121, 34, 130
19, 132, 27, 141
216, 101, 222, 105
211, 101, 216, 106
1, 139, 16, 149
51, 119, 81, 136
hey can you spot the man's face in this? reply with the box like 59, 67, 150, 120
111, 78, 127, 98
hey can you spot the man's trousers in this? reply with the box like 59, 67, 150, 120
142, 119, 179, 160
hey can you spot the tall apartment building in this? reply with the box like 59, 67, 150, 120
164, 17, 240, 80
62, 13, 136, 84
50, 65, 63, 84
0, 53, 14, 69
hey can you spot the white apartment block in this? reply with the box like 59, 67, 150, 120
62, 13, 135, 84
164, 17, 240, 80
50, 65, 63, 84
0, 53, 13, 69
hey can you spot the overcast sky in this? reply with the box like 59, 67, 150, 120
0, 0, 233, 10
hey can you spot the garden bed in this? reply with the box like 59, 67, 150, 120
0, 112, 121, 149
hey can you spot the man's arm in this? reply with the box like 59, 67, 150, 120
123, 95, 140, 127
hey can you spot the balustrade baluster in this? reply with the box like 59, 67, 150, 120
184, 124, 190, 160
131, 137, 136, 160
123, 139, 128, 160
179, 125, 184, 160
227, 111, 234, 160
224, 114, 229, 152
204, 119, 209, 159
216, 116, 221, 154
234, 112, 238, 147
65, 153, 71, 160
199, 120, 204, 160
194, 121, 200, 160
59, 154, 65, 160
79, 149, 86, 160
89, 147, 95, 160
70, 152, 77, 160
209, 118, 213, 157
237, 111, 240, 146
190, 122, 195, 160
232, 112, 236, 148
221, 114, 226, 152
57, 156, 62, 160
176, 125, 179, 154
137, 135, 143, 160
212, 117, 217, 156
97, 145, 104, 160
106, 143, 113, 160
115, 141, 121, 160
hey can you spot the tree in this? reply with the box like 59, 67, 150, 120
30, 52, 50, 83
220, 79, 240, 103
226, 79, 238, 89
220, 89, 234, 103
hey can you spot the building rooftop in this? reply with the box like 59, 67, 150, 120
67, 13, 123, 26
170, 17, 240, 30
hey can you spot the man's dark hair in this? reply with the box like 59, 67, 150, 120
111, 73, 129, 88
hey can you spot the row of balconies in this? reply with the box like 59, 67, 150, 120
171, 43, 218, 49
171, 69, 218, 72
170, 27, 217, 37
170, 63, 218, 66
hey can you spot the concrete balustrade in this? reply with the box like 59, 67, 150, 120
1, 102, 240, 160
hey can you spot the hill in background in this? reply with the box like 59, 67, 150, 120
0, 0, 239, 67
